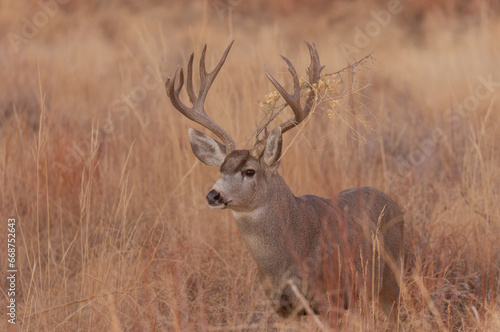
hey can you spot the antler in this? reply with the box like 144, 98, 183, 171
264, 41, 325, 134
166, 41, 236, 153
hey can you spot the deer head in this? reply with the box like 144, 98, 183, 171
165, 41, 324, 213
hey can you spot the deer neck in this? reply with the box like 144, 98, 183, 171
232, 174, 300, 274
232, 174, 296, 227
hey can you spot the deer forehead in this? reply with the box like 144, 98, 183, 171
220, 150, 260, 174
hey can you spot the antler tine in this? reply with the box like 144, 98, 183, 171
199, 42, 234, 103
186, 53, 196, 104
264, 41, 325, 134
166, 66, 185, 113
166, 42, 236, 153
264, 56, 302, 121
305, 41, 325, 84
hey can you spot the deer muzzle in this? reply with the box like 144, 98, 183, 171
206, 189, 227, 209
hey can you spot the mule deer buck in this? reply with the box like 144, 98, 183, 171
166, 41, 404, 320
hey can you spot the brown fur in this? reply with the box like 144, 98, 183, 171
188, 132, 405, 318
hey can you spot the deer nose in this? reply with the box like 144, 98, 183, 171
206, 189, 222, 205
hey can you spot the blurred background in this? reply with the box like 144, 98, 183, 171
1, 0, 500, 330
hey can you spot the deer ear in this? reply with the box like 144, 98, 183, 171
264, 126, 282, 167
188, 128, 226, 167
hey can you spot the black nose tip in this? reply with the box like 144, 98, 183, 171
206, 189, 222, 205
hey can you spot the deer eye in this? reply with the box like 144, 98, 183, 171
244, 169, 256, 177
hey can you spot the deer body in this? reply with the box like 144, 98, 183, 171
209, 148, 403, 316
165, 42, 404, 318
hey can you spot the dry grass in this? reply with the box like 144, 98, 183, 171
1, 0, 500, 331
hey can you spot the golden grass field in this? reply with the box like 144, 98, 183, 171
1, 0, 500, 330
